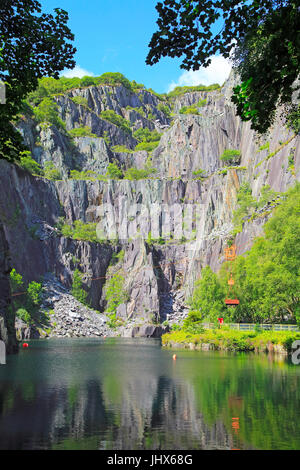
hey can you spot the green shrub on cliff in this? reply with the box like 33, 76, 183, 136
33, 97, 66, 130
124, 166, 157, 180
10, 268, 23, 293
133, 128, 161, 143
287, 105, 300, 134
96, 72, 133, 90
69, 126, 97, 138
19, 151, 43, 175
28, 73, 135, 98
60, 220, 99, 243
72, 221, 99, 242
16, 308, 31, 324
157, 103, 171, 117
197, 99, 207, 107
70, 96, 89, 107
9, 269, 43, 324
257, 185, 279, 209
43, 161, 62, 180
100, 110, 132, 135
192, 168, 206, 180
135, 141, 160, 152
71, 269, 88, 305
232, 182, 257, 233
167, 83, 220, 98
69, 170, 107, 181
26, 281, 43, 313
105, 274, 129, 314
106, 162, 123, 179
133, 127, 162, 153
179, 105, 200, 115
220, 149, 241, 164
111, 145, 133, 153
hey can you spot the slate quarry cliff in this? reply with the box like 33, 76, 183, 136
0, 73, 299, 348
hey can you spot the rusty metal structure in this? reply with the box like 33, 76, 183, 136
224, 244, 239, 306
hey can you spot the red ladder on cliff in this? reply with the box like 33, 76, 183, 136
224, 244, 239, 307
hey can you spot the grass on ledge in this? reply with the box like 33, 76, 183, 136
162, 327, 300, 352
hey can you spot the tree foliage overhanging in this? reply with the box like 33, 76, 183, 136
147, 0, 300, 133
0, 0, 76, 162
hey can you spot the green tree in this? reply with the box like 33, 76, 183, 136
147, 1, 299, 133
16, 308, 31, 324
105, 274, 128, 313
187, 183, 300, 325
97, 72, 133, 90
71, 269, 88, 305
33, 97, 66, 130
0, 0, 76, 162
189, 266, 227, 322
26, 281, 43, 317
9, 269, 43, 323
9, 268, 23, 293
232, 182, 257, 233
19, 151, 43, 175
133, 128, 161, 143
227, 183, 299, 322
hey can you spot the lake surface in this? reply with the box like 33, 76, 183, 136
0, 338, 299, 450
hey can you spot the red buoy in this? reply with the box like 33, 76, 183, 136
22, 343, 29, 348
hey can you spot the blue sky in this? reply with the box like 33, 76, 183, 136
44, 0, 231, 93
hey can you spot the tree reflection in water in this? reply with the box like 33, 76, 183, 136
0, 338, 299, 450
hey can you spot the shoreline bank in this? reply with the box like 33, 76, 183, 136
162, 329, 300, 355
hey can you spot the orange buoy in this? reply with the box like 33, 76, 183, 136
22, 343, 29, 348
172, 354, 177, 360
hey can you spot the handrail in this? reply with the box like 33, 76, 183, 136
201, 322, 299, 331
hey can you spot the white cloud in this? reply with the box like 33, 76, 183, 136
60, 65, 95, 78
167, 55, 232, 92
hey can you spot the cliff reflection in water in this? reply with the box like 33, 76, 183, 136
0, 338, 299, 450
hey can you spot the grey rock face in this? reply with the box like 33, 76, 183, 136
0, 221, 17, 353
121, 324, 169, 338
0, 76, 299, 345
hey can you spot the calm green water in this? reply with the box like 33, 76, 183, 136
0, 338, 299, 450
